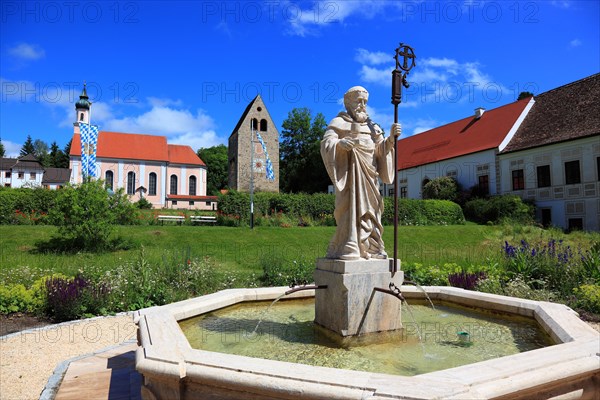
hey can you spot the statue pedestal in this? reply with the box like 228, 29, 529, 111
314, 258, 403, 337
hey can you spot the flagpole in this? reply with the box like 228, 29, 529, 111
250, 124, 255, 229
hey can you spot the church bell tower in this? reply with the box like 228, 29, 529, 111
73, 83, 91, 134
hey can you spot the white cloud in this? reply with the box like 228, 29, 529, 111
2, 139, 21, 157
9, 43, 45, 60
409, 118, 439, 136
569, 39, 582, 47
147, 97, 183, 107
286, 1, 390, 36
359, 65, 392, 86
355, 48, 391, 65
366, 105, 393, 133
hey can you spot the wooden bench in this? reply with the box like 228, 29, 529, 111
189, 216, 217, 224
157, 215, 185, 225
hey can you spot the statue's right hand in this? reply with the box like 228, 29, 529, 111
338, 138, 355, 151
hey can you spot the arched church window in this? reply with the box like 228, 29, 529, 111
260, 119, 267, 131
251, 119, 258, 130
80, 113, 84, 121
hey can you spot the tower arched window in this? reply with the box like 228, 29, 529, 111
189, 176, 197, 196
148, 172, 157, 196
105, 170, 113, 191
251, 118, 258, 131
80, 112, 84, 121
127, 171, 136, 195
170, 175, 178, 195
260, 119, 267, 131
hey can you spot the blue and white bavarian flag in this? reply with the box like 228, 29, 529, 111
79, 122, 99, 178
255, 131, 275, 181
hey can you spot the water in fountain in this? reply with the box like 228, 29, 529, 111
180, 298, 553, 376
249, 292, 287, 336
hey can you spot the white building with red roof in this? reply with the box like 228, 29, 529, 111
396, 97, 534, 199
69, 86, 215, 210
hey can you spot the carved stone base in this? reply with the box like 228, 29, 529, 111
314, 258, 403, 337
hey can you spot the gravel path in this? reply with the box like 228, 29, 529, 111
0, 314, 136, 400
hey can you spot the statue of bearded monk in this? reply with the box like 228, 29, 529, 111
321, 86, 401, 260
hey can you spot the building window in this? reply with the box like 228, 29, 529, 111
596, 157, 600, 181
105, 170, 114, 191
206, 201, 211, 206
149, 173, 157, 196
536, 165, 551, 188
478, 175, 489, 195
80, 112, 84, 121
170, 175, 178, 195
400, 186, 407, 198
189, 175, 197, 196
18, 172, 24, 179
189, 201, 194, 206
564, 160, 581, 184
568, 218, 583, 232
172, 201, 177, 206
4, 183, 10, 187
251, 118, 258, 131
30, 172, 37, 180
127, 171, 136, 195
4, 171, 10, 178
260, 119, 267, 131
512, 169, 524, 191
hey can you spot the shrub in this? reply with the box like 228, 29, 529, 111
0, 284, 34, 313
448, 271, 487, 290
49, 180, 138, 251
44, 274, 110, 321
382, 198, 465, 226
260, 253, 314, 287
464, 195, 534, 225
0, 187, 57, 224
134, 197, 153, 209
573, 284, 600, 313
422, 177, 459, 202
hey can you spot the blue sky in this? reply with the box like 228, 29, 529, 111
1, 0, 598, 157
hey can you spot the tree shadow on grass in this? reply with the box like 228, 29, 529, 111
32, 235, 138, 254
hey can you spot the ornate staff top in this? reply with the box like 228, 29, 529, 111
392, 43, 416, 105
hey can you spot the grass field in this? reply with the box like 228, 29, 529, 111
2, 223, 598, 284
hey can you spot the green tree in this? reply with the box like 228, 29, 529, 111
33, 139, 49, 166
517, 91, 534, 100
197, 144, 228, 195
422, 176, 460, 202
20, 135, 35, 157
57, 139, 72, 168
50, 180, 138, 251
0, 139, 5, 157
280, 108, 329, 193
48, 141, 66, 168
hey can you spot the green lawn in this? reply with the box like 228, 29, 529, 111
0, 224, 498, 283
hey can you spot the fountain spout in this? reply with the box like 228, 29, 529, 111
374, 282, 405, 302
285, 284, 328, 296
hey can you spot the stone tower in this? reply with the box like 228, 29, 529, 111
228, 95, 279, 192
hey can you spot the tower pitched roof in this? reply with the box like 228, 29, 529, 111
229, 95, 262, 137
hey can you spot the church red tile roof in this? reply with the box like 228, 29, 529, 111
70, 131, 205, 166
168, 144, 205, 166
397, 98, 531, 170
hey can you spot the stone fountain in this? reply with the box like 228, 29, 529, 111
134, 86, 599, 399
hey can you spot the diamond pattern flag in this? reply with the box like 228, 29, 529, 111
255, 131, 275, 181
79, 122, 99, 178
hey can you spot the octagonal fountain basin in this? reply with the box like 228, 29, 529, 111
134, 286, 600, 400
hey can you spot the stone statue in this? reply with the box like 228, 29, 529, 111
321, 86, 401, 260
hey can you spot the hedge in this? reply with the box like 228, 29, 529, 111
464, 195, 534, 224
218, 191, 465, 226
0, 187, 58, 224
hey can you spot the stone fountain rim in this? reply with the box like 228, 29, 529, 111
134, 286, 599, 400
